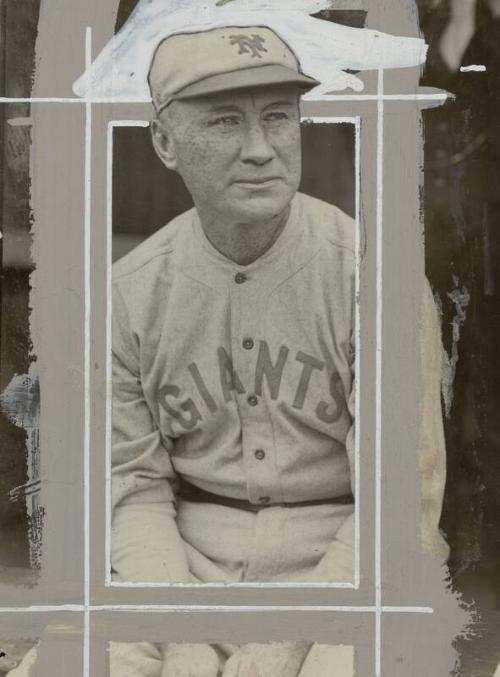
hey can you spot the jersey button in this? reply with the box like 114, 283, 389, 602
255, 449, 265, 460
234, 272, 247, 284
247, 394, 258, 406
259, 496, 270, 504
242, 338, 254, 350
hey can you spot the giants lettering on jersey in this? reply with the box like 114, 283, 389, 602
158, 339, 349, 431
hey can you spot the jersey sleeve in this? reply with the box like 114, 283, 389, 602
308, 328, 356, 584
111, 280, 190, 582
112, 281, 178, 509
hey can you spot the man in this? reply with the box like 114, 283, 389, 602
112, 25, 357, 588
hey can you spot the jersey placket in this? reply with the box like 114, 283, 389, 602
229, 268, 283, 506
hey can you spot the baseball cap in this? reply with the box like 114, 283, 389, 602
148, 26, 320, 114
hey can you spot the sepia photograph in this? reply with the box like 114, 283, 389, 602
2, 0, 500, 674
108, 641, 354, 677
109, 23, 359, 586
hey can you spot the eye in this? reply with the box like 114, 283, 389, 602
207, 115, 241, 127
264, 111, 290, 122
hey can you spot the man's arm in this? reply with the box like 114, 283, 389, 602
111, 283, 190, 583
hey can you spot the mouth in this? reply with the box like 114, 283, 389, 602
233, 177, 281, 187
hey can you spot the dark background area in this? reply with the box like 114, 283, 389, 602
419, 0, 500, 605
418, 0, 500, 671
0, 0, 39, 576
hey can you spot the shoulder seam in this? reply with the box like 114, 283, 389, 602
324, 237, 356, 256
113, 246, 175, 281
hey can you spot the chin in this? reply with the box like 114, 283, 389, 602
229, 188, 295, 223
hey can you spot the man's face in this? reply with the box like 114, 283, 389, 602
154, 85, 302, 224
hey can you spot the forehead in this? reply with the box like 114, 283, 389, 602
172, 85, 301, 115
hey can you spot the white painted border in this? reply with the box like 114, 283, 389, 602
105, 120, 150, 589
460, 65, 486, 72
104, 115, 361, 591
301, 115, 362, 592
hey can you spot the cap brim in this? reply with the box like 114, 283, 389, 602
173, 63, 320, 101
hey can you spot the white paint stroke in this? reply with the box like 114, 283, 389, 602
460, 64, 486, 72
0, 367, 41, 567
7, 117, 33, 126
3, 644, 38, 677
72, 0, 428, 100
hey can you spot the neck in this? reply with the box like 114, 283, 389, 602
198, 206, 291, 265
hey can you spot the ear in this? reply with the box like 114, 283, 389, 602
150, 117, 179, 171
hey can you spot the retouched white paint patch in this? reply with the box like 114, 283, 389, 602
0, 372, 42, 571
2, 643, 39, 677
441, 279, 470, 418
72, 0, 428, 100
460, 64, 486, 72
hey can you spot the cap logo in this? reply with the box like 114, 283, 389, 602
229, 34, 268, 59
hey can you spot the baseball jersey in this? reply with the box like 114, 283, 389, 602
112, 191, 356, 513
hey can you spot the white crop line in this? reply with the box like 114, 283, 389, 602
0, 93, 450, 106
375, 67, 385, 677
0, 97, 151, 104
303, 93, 449, 102
109, 580, 357, 589
354, 114, 362, 591
83, 25, 92, 677
301, 116, 358, 124
0, 604, 433, 613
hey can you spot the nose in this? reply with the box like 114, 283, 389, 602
240, 121, 275, 165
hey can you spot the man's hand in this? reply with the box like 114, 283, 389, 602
161, 643, 220, 677
222, 642, 310, 677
